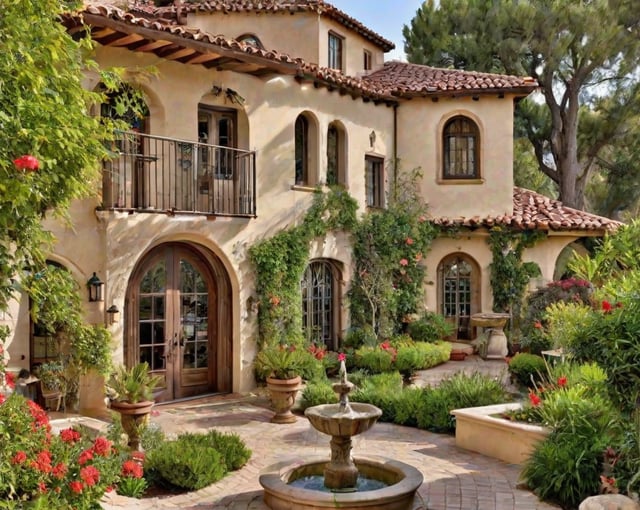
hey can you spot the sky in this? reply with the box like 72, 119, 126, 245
328, 0, 425, 61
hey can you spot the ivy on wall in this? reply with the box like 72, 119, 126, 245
349, 169, 438, 336
249, 188, 358, 349
487, 227, 545, 339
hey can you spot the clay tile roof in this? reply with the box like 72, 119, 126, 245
131, 0, 395, 52
363, 61, 538, 98
431, 187, 623, 233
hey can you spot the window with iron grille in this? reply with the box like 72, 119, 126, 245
443, 116, 479, 179
301, 260, 340, 351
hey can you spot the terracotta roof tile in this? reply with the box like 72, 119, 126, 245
431, 188, 622, 233
363, 61, 538, 98
68, 4, 537, 101
129, 0, 395, 51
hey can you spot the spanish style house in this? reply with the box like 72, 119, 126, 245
3, 1, 619, 404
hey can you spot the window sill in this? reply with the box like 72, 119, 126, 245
291, 184, 318, 193
436, 178, 485, 185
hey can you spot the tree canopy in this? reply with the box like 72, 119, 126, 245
403, 0, 640, 212
0, 0, 131, 310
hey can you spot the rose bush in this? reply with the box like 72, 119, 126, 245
0, 393, 126, 509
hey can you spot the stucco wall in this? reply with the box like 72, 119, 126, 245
396, 95, 516, 219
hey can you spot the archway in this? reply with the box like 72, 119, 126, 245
125, 242, 232, 402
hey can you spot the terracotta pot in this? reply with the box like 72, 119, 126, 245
449, 350, 467, 361
110, 400, 154, 450
266, 376, 301, 424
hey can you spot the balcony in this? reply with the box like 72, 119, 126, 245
102, 131, 256, 217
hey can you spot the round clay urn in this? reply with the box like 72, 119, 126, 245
110, 400, 154, 450
266, 376, 302, 424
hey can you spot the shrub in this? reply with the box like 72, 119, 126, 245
522, 431, 606, 509
417, 372, 509, 433
391, 387, 424, 427
394, 341, 451, 377
146, 440, 225, 490
343, 326, 377, 349
544, 301, 593, 352
351, 372, 403, 422
355, 345, 395, 373
508, 353, 547, 388
300, 378, 338, 410
406, 312, 453, 343
0, 393, 123, 509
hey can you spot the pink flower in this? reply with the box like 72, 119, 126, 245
405, 237, 414, 245
399, 258, 408, 266
528, 392, 541, 407
337, 353, 346, 362
13, 155, 39, 172
557, 376, 567, 387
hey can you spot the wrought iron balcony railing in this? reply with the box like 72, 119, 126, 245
102, 131, 256, 217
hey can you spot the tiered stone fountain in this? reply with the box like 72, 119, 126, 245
259, 360, 423, 510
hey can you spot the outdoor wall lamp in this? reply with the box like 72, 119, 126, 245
106, 304, 120, 325
87, 272, 104, 302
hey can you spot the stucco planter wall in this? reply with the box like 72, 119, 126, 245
451, 403, 549, 465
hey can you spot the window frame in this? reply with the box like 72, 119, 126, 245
328, 32, 344, 71
363, 49, 372, 71
365, 155, 384, 208
442, 116, 480, 180
295, 115, 309, 186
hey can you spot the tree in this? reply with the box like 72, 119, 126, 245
403, 0, 640, 211
0, 0, 131, 309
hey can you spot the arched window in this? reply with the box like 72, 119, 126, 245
443, 116, 480, 179
326, 122, 346, 186
295, 115, 309, 185
236, 33, 264, 49
301, 260, 341, 351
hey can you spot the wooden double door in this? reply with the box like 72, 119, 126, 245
126, 243, 231, 402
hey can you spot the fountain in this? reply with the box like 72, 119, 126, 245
259, 359, 423, 510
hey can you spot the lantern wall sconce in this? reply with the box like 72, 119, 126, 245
87, 272, 104, 302
106, 305, 120, 325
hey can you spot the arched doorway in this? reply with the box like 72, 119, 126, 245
437, 253, 481, 340
125, 242, 232, 402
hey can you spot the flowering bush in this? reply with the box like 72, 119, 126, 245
0, 393, 126, 508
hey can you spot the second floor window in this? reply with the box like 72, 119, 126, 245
363, 50, 372, 71
328, 32, 343, 71
365, 156, 384, 208
443, 116, 480, 179
295, 115, 309, 185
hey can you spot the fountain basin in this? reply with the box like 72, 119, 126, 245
259, 455, 423, 510
305, 403, 382, 437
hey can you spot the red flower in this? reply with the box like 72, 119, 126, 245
92, 436, 112, 456
69, 481, 83, 494
53, 463, 67, 480
60, 428, 81, 444
5, 371, 15, 389
533, 321, 542, 329
405, 237, 414, 245
557, 376, 567, 387
78, 448, 94, 465
35, 451, 52, 473
399, 258, 408, 266
602, 300, 612, 313
38, 482, 47, 494
13, 155, 39, 172
528, 392, 542, 407
27, 400, 50, 430
80, 465, 100, 486
337, 353, 346, 362
11, 451, 27, 465
0, 394, 4, 405
122, 459, 143, 479
380, 341, 391, 350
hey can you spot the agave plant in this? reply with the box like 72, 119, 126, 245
106, 362, 162, 403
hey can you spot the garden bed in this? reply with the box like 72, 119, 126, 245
451, 403, 548, 464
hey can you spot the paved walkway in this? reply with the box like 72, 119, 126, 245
100, 356, 557, 510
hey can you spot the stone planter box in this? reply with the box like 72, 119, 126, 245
451, 403, 549, 465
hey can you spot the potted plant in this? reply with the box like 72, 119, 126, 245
106, 362, 161, 449
254, 344, 306, 424
36, 361, 66, 411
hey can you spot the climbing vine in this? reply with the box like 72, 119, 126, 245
350, 169, 438, 337
487, 227, 545, 338
249, 188, 358, 349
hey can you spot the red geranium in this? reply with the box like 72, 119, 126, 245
80, 465, 100, 487
121, 459, 143, 479
11, 451, 27, 465
557, 376, 567, 387
529, 392, 542, 407
92, 436, 112, 457
78, 448, 94, 465
60, 428, 81, 444
602, 300, 613, 313
69, 481, 83, 494
13, 155, 39, 172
